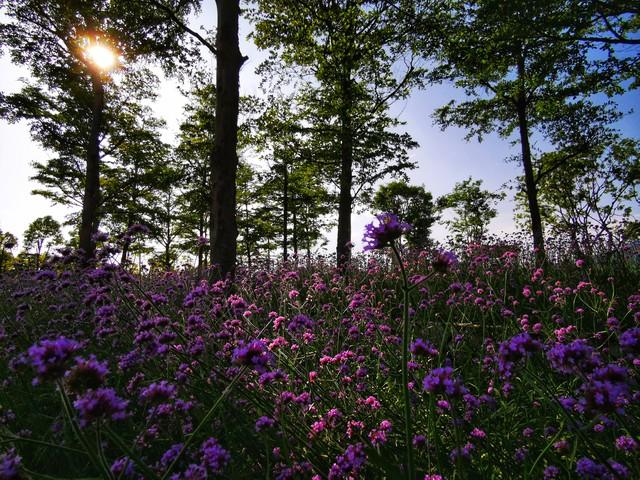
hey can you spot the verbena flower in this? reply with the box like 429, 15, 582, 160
411, 338, 439, 357
65, 355, 109, 393
547, 339, 601, 375
110, 457, 135, 478
232, 340, 274, 373
140, 381, 177, 403
328, 443, 367, 479
497, 333, 542, 378
28, 336, 80, 384
576, 457, 629, 479
619, 328, 640, 357
432, 250, 459, 273
0, 448, 21, 479
579, 364, 630, 414
73, 388, 128, 426
423, 367, 468, 397
362, 213, 411, 251
200, 437, 230, 474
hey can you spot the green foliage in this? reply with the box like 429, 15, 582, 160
0, 230, 18, 273
371, 181, 438, 249
23, 215, 63, 268
532, 137, 640, 255
438, 177, 505, 245
250, 0, 421, 262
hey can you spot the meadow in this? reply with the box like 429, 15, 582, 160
1, 224, 639, 479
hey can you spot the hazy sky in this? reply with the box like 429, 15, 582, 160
1, 5, 638, 254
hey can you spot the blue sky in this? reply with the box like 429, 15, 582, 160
1, 6, 638, 254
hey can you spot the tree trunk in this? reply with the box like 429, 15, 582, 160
209, 0, 245, 278
292, 195, 298, 260
516, 56, 545, 263
79, 74, 104, 261
282, 158, 289, 262
197, 214, 204, 279
244, 201, 252, 268
336, 79, 354, 269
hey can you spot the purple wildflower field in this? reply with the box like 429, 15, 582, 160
1, 221, 639, 479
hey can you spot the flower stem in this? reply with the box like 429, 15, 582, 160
391, 242, 415, 480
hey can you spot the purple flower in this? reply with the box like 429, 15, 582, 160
544, 465, 560, 479
287, 314, 314, 333
615, 435, 638, 453
432, 250, 459, 273
423, 367, 468, 397
411, 338, 439, 357
0, 448, 21, 479
547, 339, 601, 375
579, 364, 630, 414
450, 442, 474, 463
160, 443, 184, 467
362, 213, 411, 251
619, 328, 640, 356
498, 333, 542, 378
200, 438, 230, 474
328, 443, 367, 479
111, 457, 135, 478
140, 381, 177, 403
255, 416, 276, 432
28, 336, 80, 384
180, 464, 208, 479
73, 388, 128, 425
232, 340, 274, 373
576, 457, 629, 479
65, 356, 109, 393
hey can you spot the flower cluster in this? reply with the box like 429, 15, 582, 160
362, 213, 411, 251
28, 336, 80, 384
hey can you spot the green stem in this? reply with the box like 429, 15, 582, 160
56, 381, 110, 478
391, 242, 415, 480
160, 366, 248, 480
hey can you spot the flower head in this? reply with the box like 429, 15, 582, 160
28, 336, 80, 384
200, 438, 230, 474
362, 213, 411, 251
432, 250, 459, 273
73, 388, 128, 426
0, 448, 21, 479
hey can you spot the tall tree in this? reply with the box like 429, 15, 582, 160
251, 0, 422, 267
532, 137, 640, 256
0, 0, 194, 260
0, 230, 18, 273
23, 216, 63, 269
437, 177, 505, 246
149, 0, 246, 276
210, 0, 246, 277
426, 0, 621, 261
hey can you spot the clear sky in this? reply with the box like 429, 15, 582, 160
1, 5, 638, 254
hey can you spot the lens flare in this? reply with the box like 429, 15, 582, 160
85, 44, 116, 71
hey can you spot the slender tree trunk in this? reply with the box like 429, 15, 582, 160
292, 196, 298, 260
282, 159, 289, 262
336, 79, 354, 269
79, 74, 104, 261
516, 56, 545, 263
209, 0, 245, 278
197, 214, 204, 279
244, 201, 252, 268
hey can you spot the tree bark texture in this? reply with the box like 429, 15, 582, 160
79, 75, 104, 260
516, 56, 545, 263
209, 0, 245, 278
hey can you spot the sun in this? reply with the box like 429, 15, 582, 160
84, 43, 117, 71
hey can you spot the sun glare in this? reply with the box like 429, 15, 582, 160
85, 44, 117, 71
